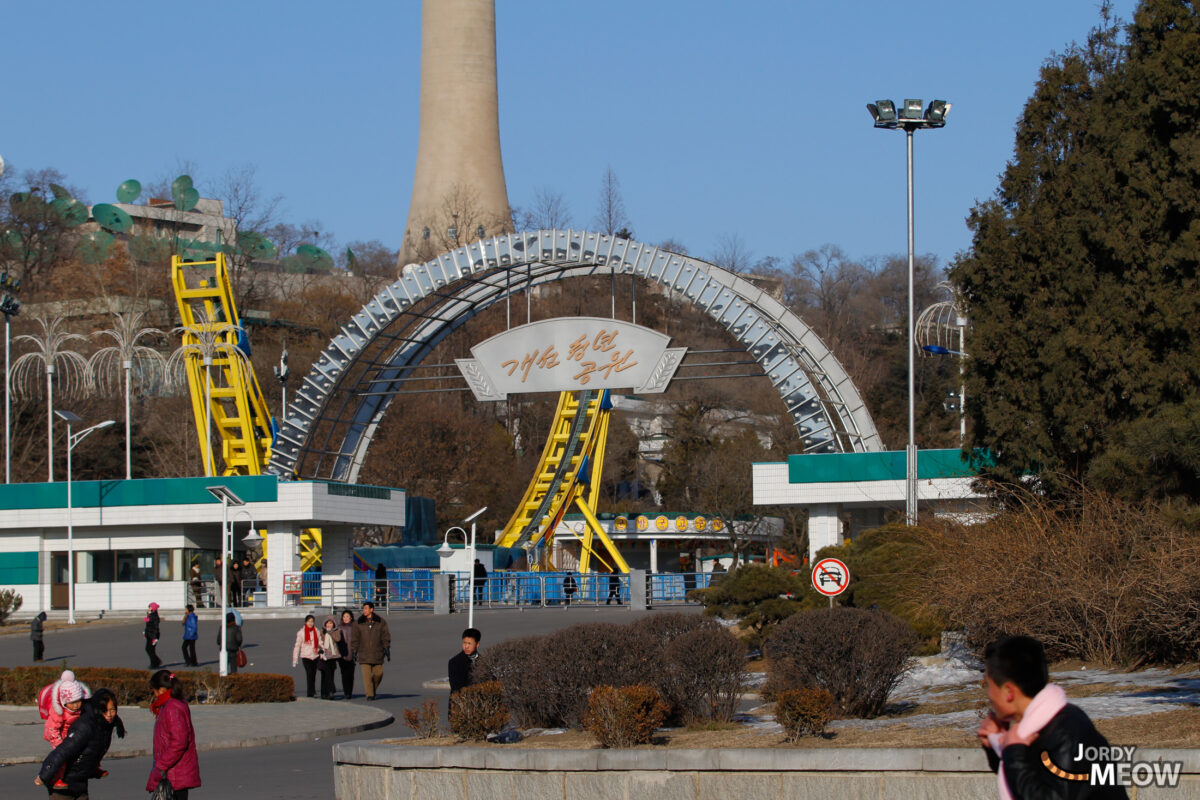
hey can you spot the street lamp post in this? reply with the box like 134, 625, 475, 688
56, 411, 115, 624
1, 290, 21, 484
437, 506, 488, 629
206, 484, 245, 676
866, 98, 951, 525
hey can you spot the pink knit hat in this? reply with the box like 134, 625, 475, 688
148, 602, 159, 611
58, 680, 84, 705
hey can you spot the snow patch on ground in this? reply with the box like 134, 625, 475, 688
829, 643, 1200, 732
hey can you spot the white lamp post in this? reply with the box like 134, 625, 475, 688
437, 506, 488, 629
867, 98, 951, 525
206, 484, 245, 676
55, 411, 115, 624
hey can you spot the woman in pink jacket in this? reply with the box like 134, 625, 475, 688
146, 669, 201, 798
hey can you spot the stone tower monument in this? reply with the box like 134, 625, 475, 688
400, 0, 512, 267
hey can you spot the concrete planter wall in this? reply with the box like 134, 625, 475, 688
332, 743, 1199, 800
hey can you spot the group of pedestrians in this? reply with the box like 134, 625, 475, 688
34, 669, 201, 799
291, 602, 390, 701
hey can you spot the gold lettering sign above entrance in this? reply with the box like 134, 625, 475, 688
456, 317, 687, 401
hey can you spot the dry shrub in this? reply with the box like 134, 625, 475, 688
449, 681, 509, 741
662, 626, 746, 723
0, 590, 22, 624
533, 623, 660, 727
403, 698, 441, 738
766, 608, 915, 718
583, 685, 668, 748
915, 488, 1200, 665
775, 688, 834, 741
476, 635, 554, 727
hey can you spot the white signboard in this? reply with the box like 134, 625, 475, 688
456, 317, 687, 400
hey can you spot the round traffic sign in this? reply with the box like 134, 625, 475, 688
811, 557, 849, 597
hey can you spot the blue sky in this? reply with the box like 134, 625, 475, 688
1, 1, 1136, 272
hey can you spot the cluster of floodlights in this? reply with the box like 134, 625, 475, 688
867, 99, 951, 130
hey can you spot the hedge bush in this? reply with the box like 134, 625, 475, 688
475, 635, 555, 727
583, 685, 668, 748
662, 626, 746, 723
480, 623, 661, 728
775, 688, 834, 741
449, 680, 509, 741
0, 667, 294, 706
478, 617, 747, 729
766, 608, 915, 718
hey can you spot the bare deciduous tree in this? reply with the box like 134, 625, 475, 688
592, 167, 631, 236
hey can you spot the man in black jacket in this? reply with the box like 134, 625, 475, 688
31, 611, 46, 661
37, 689, 123, 797
977, 635, 1128, 799
448, 627, 482, 695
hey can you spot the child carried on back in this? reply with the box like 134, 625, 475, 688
39, 670, 121, 788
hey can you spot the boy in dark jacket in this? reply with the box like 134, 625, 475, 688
977, 635, 1128, 799
448, 627, 482, 695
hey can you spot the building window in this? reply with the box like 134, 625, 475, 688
88, 550, 179, 582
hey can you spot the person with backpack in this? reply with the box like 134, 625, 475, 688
144, 602, 162, 669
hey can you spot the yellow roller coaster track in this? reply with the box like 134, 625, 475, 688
496, 389, 629, 574
171, 253, 322, 570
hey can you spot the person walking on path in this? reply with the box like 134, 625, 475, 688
351, 602, 390, 701
562, 571, 577, 605
472, 559, 488, 605
318, 617, 342, 700
181, 605, 199, 667
606, 572, 622, 605
336, 609, 356, 699
448, 627, 481, 695
144, 603, 162, 669
31, 611, 46, 661
36, 688, 122, 798
146, 670, 201, 799
220, 612, 243, 674
374, 562, 388, 605
977, 635, 1128, 800
292, 615, 322, 698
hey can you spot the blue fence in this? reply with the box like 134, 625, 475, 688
292, 569, 713, 611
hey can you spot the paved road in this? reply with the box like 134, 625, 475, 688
0, 605, 678, 799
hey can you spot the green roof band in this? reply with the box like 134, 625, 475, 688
786, 448, 993, 484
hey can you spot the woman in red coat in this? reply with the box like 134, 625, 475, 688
146, 669, 201, 798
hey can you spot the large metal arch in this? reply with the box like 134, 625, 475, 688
267, 230, 884, 481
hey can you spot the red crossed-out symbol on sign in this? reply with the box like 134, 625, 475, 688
811, 557, 849, 597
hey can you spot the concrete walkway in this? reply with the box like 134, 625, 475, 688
0, 698, 392, 766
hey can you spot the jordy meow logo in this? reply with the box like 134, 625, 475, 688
1042, 746, 1183, 789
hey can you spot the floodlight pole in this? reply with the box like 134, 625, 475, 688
867, 98, 950, 526
905, 126, 917, 526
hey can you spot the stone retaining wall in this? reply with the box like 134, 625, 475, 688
332, 743, 1200, 800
